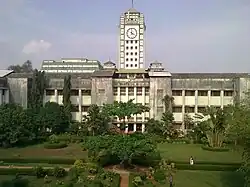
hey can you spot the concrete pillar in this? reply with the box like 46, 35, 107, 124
208, 90, 211, 107
181, 90, 185, 131
142, 124, 145, 133
5, 89, 9, 104
117, 87, 121, 102
133, 124, 137, 132
0, 89, 2, 105
142, 87, 145, 121
134, 87, 137, 122
126, 87, 129, 101
79, 89, 82, 122
55, 89, 58, 103
220, 90, 224, 108
194, 90, 198, 113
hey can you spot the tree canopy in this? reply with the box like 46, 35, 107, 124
7, 60, 34, 73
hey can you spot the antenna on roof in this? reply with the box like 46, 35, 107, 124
132, 0, 134, 8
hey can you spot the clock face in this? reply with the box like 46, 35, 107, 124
126, 28, 137, 39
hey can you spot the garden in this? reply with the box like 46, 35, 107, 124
0, 71, 249, 186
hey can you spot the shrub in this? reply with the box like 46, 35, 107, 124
153, 169, 166, 183
53, 166, 66, 178
201, 145, 230, 152
44, 142, 68, 149
175, 164, 240, 171
34, 166, 47, 178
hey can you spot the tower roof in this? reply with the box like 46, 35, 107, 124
127, 8, 139, 13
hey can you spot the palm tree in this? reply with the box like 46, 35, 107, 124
194, 106, 227, 147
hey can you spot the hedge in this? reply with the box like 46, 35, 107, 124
166, 160, 242, 166
43, 142, 68, 149
201, 145, 230, 152
0, 158, 85, 165
175, 164, 240, 171
0, 167, 54, 176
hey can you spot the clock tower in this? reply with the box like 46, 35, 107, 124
119, 7, 146, 69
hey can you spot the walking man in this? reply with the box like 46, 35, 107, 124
169, 174, 173, 187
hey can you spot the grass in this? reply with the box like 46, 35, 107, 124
0, 143, 86, 159
129, 171, 244, 187
158, 143, 242, 163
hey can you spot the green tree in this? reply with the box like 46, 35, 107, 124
0, 104, 34, 147
195, 106, 227, 148
35, 102, 69, 136
7, 60, 33, 73
161, 95, 175, 137
105, 99, 149, 131
62, 75, 72, 121
82, 104, 110, 136
145, 119, 164, 135
29, 69, 46, 111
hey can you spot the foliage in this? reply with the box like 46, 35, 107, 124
0, 104, 34, 147
7, 60, 33, 73
53, 166, 66, 178
104, 99, 149, 131
82, 104, 110, 136
43, 142, 68, 149
63, 75, 72, 121
84, 134, 161, 168
201, 145, 229, 152
34, 166, 47, 178
29, 69, 46, 111
194, 106, 227, 148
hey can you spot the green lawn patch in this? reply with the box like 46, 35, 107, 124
158, 143, 242, 163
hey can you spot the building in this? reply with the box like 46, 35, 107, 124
41, 58, 103, 73
1, 6, 250, 133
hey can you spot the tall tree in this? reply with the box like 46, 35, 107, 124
29, 70, 46, 111
105, 99, 149, 132
7, 60, 33, 73
62, 75, 72, 121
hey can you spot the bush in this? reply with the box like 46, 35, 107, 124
0, 157, 80, 165
44, 142, 68, 149
175, 164, 240, 171
201, 145, 230, 152
153, 169, 166, 183
53, 166, 66, 178
34, 166, 48, 178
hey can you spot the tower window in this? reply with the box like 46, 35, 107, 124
130, 64, 133, 67
135, 64, 137, 67
126, 64, 128, 67
135, 41, 138, 44
130, 58, 133, 61
130, 46, 133, 49
126, 46, 129, 50
135, 46, 138, 49
126, 41, 129, 44
135, 52, 138, 55
130, 52, 133, 55
126, 58, 129, 61
131, 41, 133, 44
135, 58, 138, 61
126, 52, 129, 55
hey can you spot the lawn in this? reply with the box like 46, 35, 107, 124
0, 143, 86, 159
158, 143, 242, 163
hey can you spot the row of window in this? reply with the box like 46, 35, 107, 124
125, 58, 138, 62
126, 52, 138, 56
172, 106, 224, 113
172, 90, 234, 97
113, 117, 150, 122
114, 87, 149, 96
46, 89, 91, 96
126, 64, 138, 67
126, 40, 138, 44
125, 46, 138, 50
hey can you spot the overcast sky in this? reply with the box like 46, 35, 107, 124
0, 0, 250, 72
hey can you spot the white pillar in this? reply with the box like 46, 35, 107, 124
5, 89, 9, 104
133, 124, 137, 132
55, 89, 58, 103
134, 87, 137, 122
79, 89, 82, 122
208, 90, 211, 107
181, 90, 185, 131
117, 87, 121, 102
220, 90, 224, 108
194, 90, 198, 113
142, 124, 145, 133
125, 126, 128, 133
0, 89, 2, 105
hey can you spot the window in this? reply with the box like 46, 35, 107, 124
71, 105, 79, 112
130, 64, 133, 67
198, 107, 206, 113
185, 106, 195, 113
130, 58, 133, 61
135, 52, 138, 55
113, 87, 118, 96
136, 116, 142, 121
137, 87, 142, 95
126, 46, 129, 49
198, 90, 208, 96
135, 58, 138, 61
172, 90, 182, 96
172, 106, 182, 113
126, 64, 128, 67
135, 64, 137, 67
130, 52, 133, 55
135, 46, 138, 49
211, 91, 220, 96
126, 41, 129, 44
128, 87, 134, 96
135, 40, 138, 44
46, 89, 54, 96
120, 87, 126, 96
57, 90, 63, 95
126, 58, 128, 61
69, 90, 78, 96
98, 89, 105, 94
145, 87, 149, 96
185, 90, 195, 96
224, 90, 233, 96
82, 90, 91, 96
131, 40, 133, 44
82, 106, 90, 112
126, 52, 129, 55
130, 46, 133, 49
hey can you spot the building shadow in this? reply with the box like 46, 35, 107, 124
220, 171, 245, 187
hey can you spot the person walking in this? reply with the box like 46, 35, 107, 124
190, 156, 194, 165
169, 174, 173, 187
